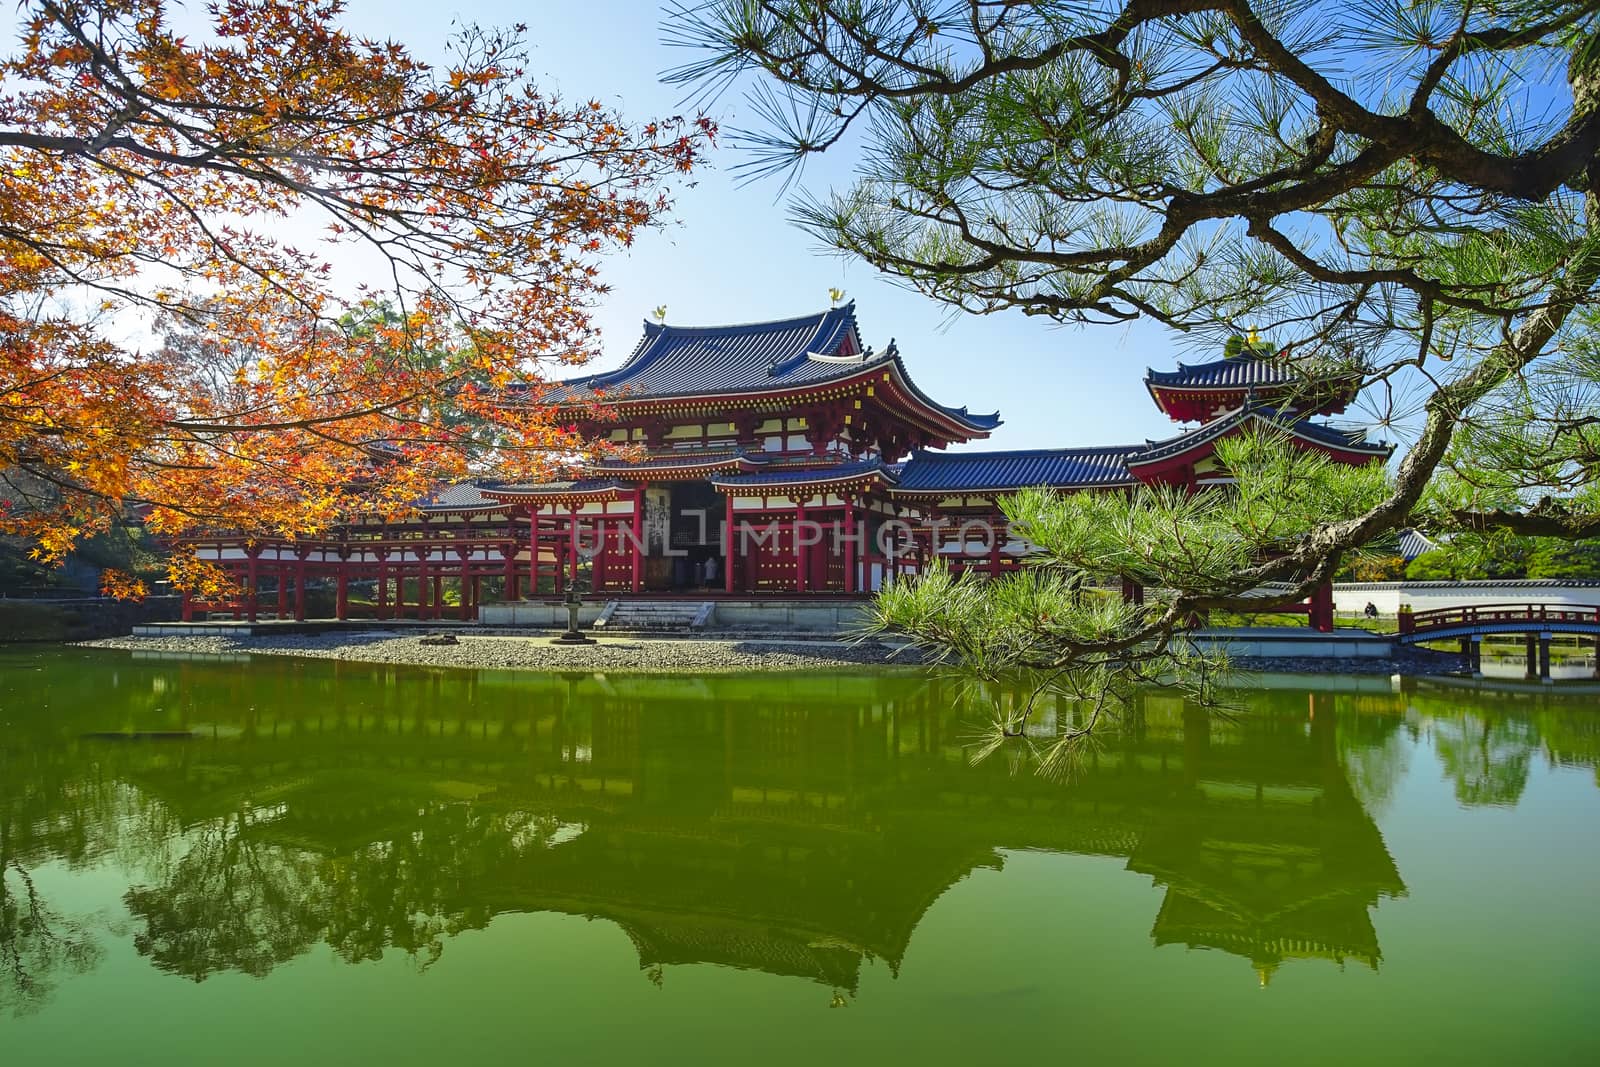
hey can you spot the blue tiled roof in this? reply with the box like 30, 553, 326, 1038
1146, 354, 1356, 390
1287, 418, 1386, 452
710, 458, 894, 488
893, 447, 1141, 493
536, 304, 1000, 435
1398, 528, 1440, 561
544, 305, 871, 401
420, 482, 506, 512
1129, 404, 1391, 465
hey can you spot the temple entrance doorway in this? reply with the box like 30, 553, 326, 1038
661, 481, 725, 592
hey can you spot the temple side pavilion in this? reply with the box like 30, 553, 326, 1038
180, 305, 1391, 623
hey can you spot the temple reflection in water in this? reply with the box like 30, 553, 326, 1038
5, 652, 1596, 1008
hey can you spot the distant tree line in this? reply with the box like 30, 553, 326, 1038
1401, 539, 1600, 582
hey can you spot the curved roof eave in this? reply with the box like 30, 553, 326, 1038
882, 354, 1002, 436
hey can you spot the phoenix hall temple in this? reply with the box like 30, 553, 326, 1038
182, 304, 1392, 623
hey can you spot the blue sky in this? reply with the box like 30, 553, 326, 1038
335, 0, 1194, 451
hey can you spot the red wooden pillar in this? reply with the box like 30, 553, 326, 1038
794, 499, 808, 593
335, 561, 349, 620
245, 551, 259, 622
293, 556, 307, 622
531, 505, 546, 595
276, 563, 289, 618
843, 497, 857, 594
181, 588, 193, 622
631, 484, 645, 593
417, 552, 430, 619
988, 512, 1003, 579
1121, 578, 1145, 606
885, 514, 898, 585
568, 510, 580, 588
470, 575, 481, 619
502, 541, 519, 601
1309, 580, 1334, 633
394, 560, 406, 619
549, 509, 564, 595
377, 553, 389, 619
458, 553, 471, 621
724, 493, 735, 594
531, 508, 544, 598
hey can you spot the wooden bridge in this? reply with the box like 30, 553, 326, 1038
1397, 603, 1600, 682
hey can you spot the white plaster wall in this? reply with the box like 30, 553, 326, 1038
1333, 582, 1600, 615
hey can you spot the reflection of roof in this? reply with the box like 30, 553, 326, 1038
617, 910, 865, 990
1151, 891, 1383, 985
893, 447, 1140, 494
532, 304, 999, 435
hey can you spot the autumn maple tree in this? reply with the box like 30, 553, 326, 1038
0, 0, 712, 596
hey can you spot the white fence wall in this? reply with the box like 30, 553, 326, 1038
1333, 581, 1600, 616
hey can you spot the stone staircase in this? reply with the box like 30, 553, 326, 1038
594, 600, 713, 632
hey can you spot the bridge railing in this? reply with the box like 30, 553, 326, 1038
1400, 602, 1600, 636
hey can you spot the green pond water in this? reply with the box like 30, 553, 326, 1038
1, 648, 1597, 1065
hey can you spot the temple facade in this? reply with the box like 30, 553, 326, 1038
180, 304, 1391, 621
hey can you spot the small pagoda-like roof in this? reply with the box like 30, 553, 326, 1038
1147, 354, 1310, 390
480, 478, 631, 504
1126, 403, 1392, 485
419, 482, 512, 515
710, 457, 896, 497
892, 447, 1141, 497
537, 304, 1000, 439
1145, 352, 1361, 422
582, 447, 770, 479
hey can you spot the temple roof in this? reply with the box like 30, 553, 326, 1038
1398, 528, 1441, 561
420, 482, 507, 513
710, 457, 895, 493
893, 447, 1141, 495
1145, 352, 1363, 422
481, 478, 631, 501
560, 304, 864, 399
1146, 354, 1313, 391
538, 304, 1000, 435
1129, 403, 1392, 469
588, 447, 766, 468
584, 448, 769, 477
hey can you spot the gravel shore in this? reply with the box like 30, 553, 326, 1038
81, 629, 924, 674
77, 629, 1469, 678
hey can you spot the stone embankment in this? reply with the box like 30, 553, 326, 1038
1229, 645, 1466, 676
82, 629, 923, 674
